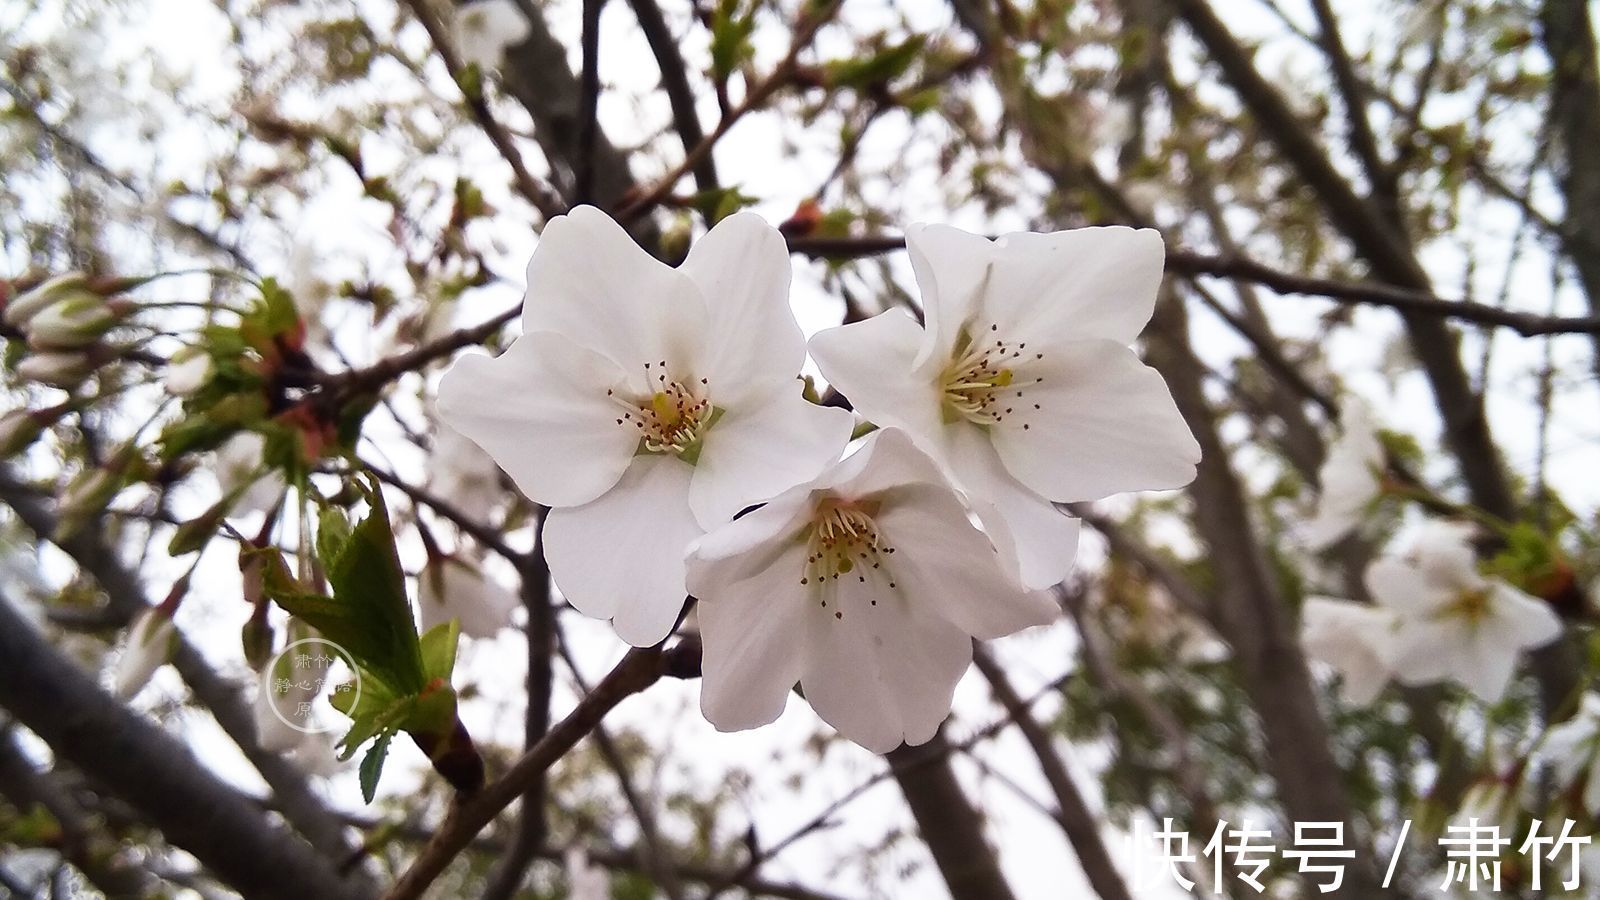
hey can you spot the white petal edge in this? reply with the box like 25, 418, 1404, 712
688, 383, 853, 528
809, 309, 945, 445
436, 333, 637, 508
989, 339, 1200, 503
876, 483, 1059, 639
680, 212, 807, 406
522, 206, 710, 379
543, 455, 701, 646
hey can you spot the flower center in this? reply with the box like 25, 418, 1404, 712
799, 499, 897, 620
609, 362, 719, 461
939, 323, 1045, 429
1437, 587, 1492, 625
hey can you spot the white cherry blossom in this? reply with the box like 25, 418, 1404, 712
809, 223, 1199, 589
1374, 522, 1561, 702
1300, 597, 1399, 705
111, 607, 177, 699
417, 555, 519, 639
254, 663, 319, 753
686, 428, 1058, 753
1303, 400, 1385, 549
1538, 693, 1600, 814
451, 0, 530, 72
164, 348, 212, 397
215, 431, 287, 517
428, 423, 509, 518
439, 207, 853, 646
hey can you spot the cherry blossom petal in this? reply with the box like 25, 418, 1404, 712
437, 332, 636, 508
944, 424, 1081, 589
1300, 597, 1399, 705
1303, 404, 1384, 549
799, 582, 972, 753
112, 610, 176, 700
904, 223, 1000, 366
982, 227, 1166, 347
418, 559, 520, 639
686, 490, 813, 578
543, 455, 701, 646
876, 484, 1058, 639
905, 224, 1165, 365
1485, 582, 1562, 650
1363, 557, 1453, 615
1410, 520, 1485, 593
808, 309, 944, 443
688, 384, 853, 528
1453, 636, 1520, 702
680, 212, 806, 406
1387, 619, 1468, 687
522, 206, 710, 380
694, 541, 811, 731
989, 339, 1199, 502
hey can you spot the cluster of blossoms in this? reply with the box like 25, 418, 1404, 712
1301, 520, 1562, 705
438, 207, 1200, 751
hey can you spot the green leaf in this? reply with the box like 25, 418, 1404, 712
419, 620, 460, 683
359, 732, 392, 803
316, 505, 353, 566
337, 692, 414, 759
824, 36, 926, 90
709, 0, 755, 84
318, 482, 425, 693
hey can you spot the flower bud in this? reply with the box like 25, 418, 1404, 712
111, 606, 179, 699
55, 447, 138, 541
0, 411, 41, 458
164, 347, 213, 397
0, 404, 70, 457
16, 351, 96, 388
168, 495, 230, 556
2, 272, 90, 327
25, 295, 126, 351
61, 467, 120, 519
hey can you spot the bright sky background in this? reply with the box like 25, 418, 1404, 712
5, 0, 1599, 897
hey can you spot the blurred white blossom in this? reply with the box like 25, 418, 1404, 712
215, 432, 287, 517
1303, 401, 1385, 549
564, 846, 609, 900
164, 348, 212, 397
111, 607, 177, 700
1538, 693, 1600, 815
1300, 597, 1399, 705
417, 556, 519, 639
1320, 522, 1562, 703
451, 0, 530, 72
428, 424, 508, 517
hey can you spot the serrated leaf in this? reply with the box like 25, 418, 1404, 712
359, 732, 392, 803
318, 482, 425, 693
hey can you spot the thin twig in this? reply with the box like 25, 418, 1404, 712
383, 643, 696, 900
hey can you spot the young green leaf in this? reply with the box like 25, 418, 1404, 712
359, 732, 392, 803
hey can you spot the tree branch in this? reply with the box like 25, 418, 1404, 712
0, 590, 354, 900
971, 648, 1132, 900
886, 730, 1018, 900
383, 642, 698, 900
